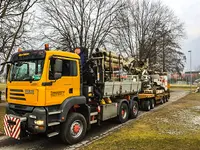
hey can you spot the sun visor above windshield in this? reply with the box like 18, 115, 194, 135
11, 50, 46, 62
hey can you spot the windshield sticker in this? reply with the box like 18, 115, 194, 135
33, 75, 41, 80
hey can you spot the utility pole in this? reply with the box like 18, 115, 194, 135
188, 50, 192, 92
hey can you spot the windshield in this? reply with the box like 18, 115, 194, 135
10, 59, 44, 81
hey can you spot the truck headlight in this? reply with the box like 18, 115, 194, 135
34, 120, 44, 126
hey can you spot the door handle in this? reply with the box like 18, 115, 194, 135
69, 88, 73, 93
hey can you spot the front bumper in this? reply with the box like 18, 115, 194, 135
4, 104, 47, 139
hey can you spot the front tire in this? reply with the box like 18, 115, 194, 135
118, 102, 129, 123
60, 113, 87, 145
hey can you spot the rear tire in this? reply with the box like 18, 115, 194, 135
143, 100, 151, 111
166, 96, 169, 102
60, 112, 87, 145
163, 96, 166, 103
160, 97, 164, 104
118, 102, 129, 123
150, 99, 155, 109
130, 101, 139, 119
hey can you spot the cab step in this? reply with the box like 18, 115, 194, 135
90, 120, 97, 124
48, 122, 60, 127
47, 132, 59, 137
90, 112, 98, 116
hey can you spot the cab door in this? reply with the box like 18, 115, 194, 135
45, 57, 80, 106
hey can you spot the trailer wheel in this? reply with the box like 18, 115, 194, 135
60, 112, 87, 145
168, 94, 170, 99
143, 100, 151, 111
165, 96, 169, 102
130, 101, 139, 119
118, 102, 129, 123
150, 99, 155, 109
163, 96, 166, 103
160, 97, 164, 104
162, 97, 165, 103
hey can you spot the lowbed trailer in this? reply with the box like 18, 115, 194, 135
2, 45, 170, 144
138, 91, 170, 111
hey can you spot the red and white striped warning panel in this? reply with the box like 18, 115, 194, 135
4, 114, 21, 140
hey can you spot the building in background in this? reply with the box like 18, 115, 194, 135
169, 71, 200, 85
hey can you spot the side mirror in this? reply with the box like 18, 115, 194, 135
54, 59, 63, 73
54, 72, 62, 80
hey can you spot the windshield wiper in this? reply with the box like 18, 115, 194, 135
22, 76, 34, 83
30, 76, 33, 83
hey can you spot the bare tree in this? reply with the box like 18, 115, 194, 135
108, 8, 135, 57
0, 0, 38, 74
111, 0, 186, 73
40, 0, 125, 57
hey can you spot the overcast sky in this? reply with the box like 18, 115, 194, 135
159, 0, 200, 71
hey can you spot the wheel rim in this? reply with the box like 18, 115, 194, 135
133, 104, 138, 115
70, 120, 83, 138
121, 108, 127, 119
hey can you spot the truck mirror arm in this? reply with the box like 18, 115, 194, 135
1, 61, 13, 65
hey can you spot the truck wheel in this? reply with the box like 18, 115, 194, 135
143, 100, 151, 111
118, 102, 129, 123
165, 96, 168, 102
130, 101, 139, 119
150, 99, 155, 109
60, 112, 87, 145
163, 96, 166, 103
162, 96, 166, 103
160, 97, 164, 104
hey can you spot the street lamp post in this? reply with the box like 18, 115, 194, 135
188, 50, 192, 92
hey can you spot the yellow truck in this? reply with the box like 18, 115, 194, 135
2, 46, 170, 144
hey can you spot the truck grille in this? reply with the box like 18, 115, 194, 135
9, 89, 26, 101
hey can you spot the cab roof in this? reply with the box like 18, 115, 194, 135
46, 50, 80, 59
10, 49, 80, 62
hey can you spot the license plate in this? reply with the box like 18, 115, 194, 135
4, 114, 21, 140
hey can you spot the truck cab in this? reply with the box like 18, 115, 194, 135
7, 50, 81, 106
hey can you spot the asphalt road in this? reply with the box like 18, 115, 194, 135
0, 90, 189, 150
